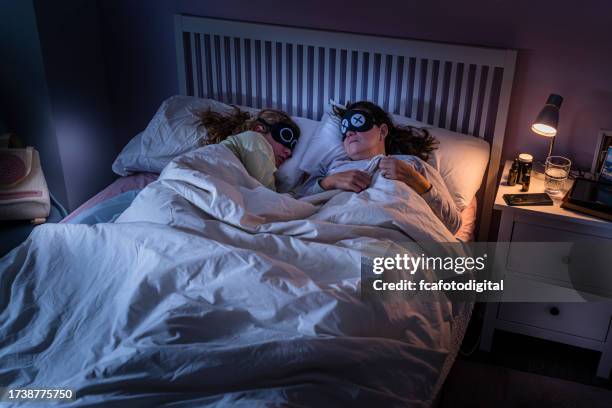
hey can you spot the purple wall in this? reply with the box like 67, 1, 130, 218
35, 0, 116, 210
0, 0, 68, 205
1, 0, 116, 210
99, 0, 612, 170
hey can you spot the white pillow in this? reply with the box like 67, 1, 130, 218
112, 96, 257, 176
112, 96, 319, 192
274, 116, 320, 192
298, 103, 490, 210
391, 115, 490, 210
299, 112, 349, 175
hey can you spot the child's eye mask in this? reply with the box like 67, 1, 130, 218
257, 118, 299, 150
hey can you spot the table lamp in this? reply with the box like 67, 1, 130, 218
531, 93, 563, 158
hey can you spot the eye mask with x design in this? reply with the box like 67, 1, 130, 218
340, 110, 375, 139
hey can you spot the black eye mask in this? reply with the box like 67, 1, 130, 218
257, 118, 299, 150
340, 110, 375, 139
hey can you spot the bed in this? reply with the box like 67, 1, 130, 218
0, 16, 515, 407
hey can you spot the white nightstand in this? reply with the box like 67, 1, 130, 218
480, 160, 612, 378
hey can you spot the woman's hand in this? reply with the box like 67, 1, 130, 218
379, 156, 432, 195
320, 170, 372, 192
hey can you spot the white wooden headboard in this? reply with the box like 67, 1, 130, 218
174, 15, 517, 240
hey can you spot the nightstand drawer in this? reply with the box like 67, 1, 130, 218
511, 220, 609, 242
498, 302, 612, 341
507, 221, 612, 294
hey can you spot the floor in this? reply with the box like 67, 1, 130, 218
438, 304, 612, 407
439, 359, 612, 408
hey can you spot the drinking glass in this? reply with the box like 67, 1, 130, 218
544, 156, 571, 195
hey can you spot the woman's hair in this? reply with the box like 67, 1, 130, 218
196, 107, 299, 145
331, 101, 438, 161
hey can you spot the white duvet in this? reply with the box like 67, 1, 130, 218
0, 145, 466, 407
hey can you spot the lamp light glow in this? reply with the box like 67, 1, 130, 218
531, 93, 563, 158
531, 123, 557, 137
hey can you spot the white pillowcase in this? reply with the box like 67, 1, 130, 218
112, 96, 490, 207
299, 112, 349, 175
298, 103, 490, 210
112, 96, 256, 176
112, 96, 319, 193
392, 115, 490, 210
274, 116, 319, 192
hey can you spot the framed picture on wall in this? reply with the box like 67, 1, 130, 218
600, 147, 612, 183
591, 129, 612, 177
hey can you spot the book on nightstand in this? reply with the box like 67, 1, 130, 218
561, 178, 612, 221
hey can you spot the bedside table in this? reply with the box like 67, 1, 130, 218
480, 160, 612, 378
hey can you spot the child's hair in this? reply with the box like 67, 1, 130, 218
331, 101, 438, 161
197, 107, 299, 145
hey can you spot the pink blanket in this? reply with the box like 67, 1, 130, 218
61, 173, 158, 223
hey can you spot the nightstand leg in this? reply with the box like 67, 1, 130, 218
597, 340, 612, 378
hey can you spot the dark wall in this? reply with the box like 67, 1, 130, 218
98, 1, 178, 152
0, 0, 68, 205
99, 0, 612, 170
34, 0, 116, 209
0, 0, 116, 210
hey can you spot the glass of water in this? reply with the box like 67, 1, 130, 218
545, 156, 571, 195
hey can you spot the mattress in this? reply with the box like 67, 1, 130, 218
63, 173, 479, 242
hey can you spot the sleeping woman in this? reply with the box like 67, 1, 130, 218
197, 107, 300, 191
297, 101, 462, 234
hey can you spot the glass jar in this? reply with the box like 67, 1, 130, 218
518, 153, 533, 192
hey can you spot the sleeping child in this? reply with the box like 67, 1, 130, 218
197, 107, 300, 191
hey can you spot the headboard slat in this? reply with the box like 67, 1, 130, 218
457, 63, 470, 133
443, 62, 456, 130
432, 60, 443, 126
187, 33, 195, 96
467, 65, 482, 134
425, 59, 433, 121
398, 58, 408, 117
